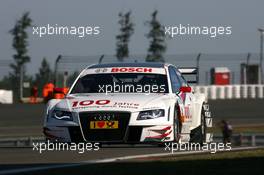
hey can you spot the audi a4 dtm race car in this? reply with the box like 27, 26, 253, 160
43, 62, 212, 144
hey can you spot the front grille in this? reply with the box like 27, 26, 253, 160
79, 111, 130, 142
127, 126, 143, 142
68, 126, 84, 143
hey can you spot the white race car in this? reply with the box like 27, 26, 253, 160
43, 62, 212, 144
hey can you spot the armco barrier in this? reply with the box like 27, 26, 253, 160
193, 85, 264, 100
213, 133, 264, 146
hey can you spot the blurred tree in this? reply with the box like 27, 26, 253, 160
0, 76, 12, 90
116, 11, 134, 61
34, 58, 53, 95
145, 10, 166, 62
9, 12, 32, 100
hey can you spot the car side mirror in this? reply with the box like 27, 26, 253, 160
179, 86, 192, 93
53, 87, 69, 97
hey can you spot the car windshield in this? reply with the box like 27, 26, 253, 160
70, 73, 169, 94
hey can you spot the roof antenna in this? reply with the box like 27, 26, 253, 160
98, 54, 104, 64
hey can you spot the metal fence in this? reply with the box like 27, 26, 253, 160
213, 133, 264, 147
55, 54, 263, 87
1, 54, 263, 93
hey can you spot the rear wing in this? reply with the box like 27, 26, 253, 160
178, 67, 198, 84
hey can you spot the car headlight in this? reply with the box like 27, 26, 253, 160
137, 109, 165, 120
51, 110, 73, 121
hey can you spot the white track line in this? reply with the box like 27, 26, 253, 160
0, 146, 262, 175
89, 146, 262, 162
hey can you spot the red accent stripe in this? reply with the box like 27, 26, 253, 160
161, 126, 171, 130
146, 130, 172, 139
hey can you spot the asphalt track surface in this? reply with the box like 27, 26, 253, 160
0, 146, 262, 175
209, 99, 264, 125
0, 145, 174, 173
0, 99, 264, 138
0, 145, 166, 164
0, 99, 264, 174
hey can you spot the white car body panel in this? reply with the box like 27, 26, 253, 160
43, 63, 212, 143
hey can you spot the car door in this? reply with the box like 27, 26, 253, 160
168, 66, 186, 120
175, 68, 194, 122
168, 66, 193, 122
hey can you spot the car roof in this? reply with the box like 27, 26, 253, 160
88, 62, 166, 69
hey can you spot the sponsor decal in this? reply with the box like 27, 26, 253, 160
90, 121, 118, 129
95, 68, 108, 73
178, 94, 192, 120
113, 102, 139, 107
71, 100, 140, 110
111, 67, 152, 73
184, 106, 191, 119
81, 67, 166, 76
72, 100, 110, 107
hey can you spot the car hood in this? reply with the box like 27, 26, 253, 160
54, 93, 173, 112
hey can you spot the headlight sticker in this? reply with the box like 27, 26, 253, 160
52, 110, 73, 121
137, 109, 165, 120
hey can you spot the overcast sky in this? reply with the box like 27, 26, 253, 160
0, 0, 264, 74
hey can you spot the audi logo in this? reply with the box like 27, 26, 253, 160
93, 114, 115, 121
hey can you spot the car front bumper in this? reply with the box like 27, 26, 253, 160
43, 124, 174, 143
